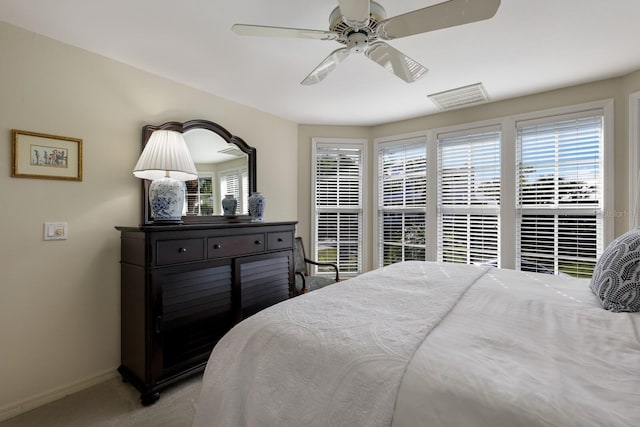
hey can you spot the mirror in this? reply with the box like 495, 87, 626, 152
141, 119, 257, 225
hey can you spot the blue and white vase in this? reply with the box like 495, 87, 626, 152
149, 177, 185, 223
248, 192, 265, 223
222, 194, 237, 216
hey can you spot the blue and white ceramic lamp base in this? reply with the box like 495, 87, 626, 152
149, 177, 185, 223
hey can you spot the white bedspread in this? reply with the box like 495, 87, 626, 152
192, 261, 640, 427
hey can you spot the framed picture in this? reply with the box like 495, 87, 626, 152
11, 129, 83, 181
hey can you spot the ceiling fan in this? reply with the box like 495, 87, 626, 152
232, 0, 501, 85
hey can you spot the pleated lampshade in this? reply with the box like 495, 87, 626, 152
133, 130, 198, 182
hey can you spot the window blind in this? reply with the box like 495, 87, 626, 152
314, 144, 363, 274
184, 176, 214, 216
219, 170, 240, 214
377, 140, 427, 266
220, 171, 239, 198
219, 169, 249, 214
437, 129, 501, 265
241, 170, 249, 214
516, 110, 603, 277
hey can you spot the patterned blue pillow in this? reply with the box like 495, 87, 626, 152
590, 229, 640, 312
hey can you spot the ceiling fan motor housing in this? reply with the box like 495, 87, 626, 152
346, 31, 369, 53
330, 1, 387, 54
329, 1, 386, 37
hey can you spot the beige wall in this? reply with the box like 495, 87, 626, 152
0, 22, 297, 419
297, 75, 640, 271
623, 69, 640, 92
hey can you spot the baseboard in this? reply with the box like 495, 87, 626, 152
0, 368, 119, 422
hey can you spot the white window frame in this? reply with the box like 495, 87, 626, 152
374, 134, 428, 267
515, 111, 603, 276
629, 91, 640, 228
311, 138, 367, 276
436, 125, 502, 266
512, 99, 614, 258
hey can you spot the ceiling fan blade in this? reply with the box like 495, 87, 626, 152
377, 0, 501, 40
338, 0, 371, 28
365, 42, 428, 83
232, 24, 340, 41
301, 48, 350, 85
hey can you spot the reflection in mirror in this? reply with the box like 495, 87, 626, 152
183, 128, 249, 216
141, 119, 257, 225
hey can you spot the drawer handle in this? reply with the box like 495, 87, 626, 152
213, 244, 222, 249
178, 247, 188, 253
254, 240, 263, 245
155, 316, 162, 334
277, 238, 283, 242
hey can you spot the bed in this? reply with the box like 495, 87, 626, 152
192, 261, 640, 427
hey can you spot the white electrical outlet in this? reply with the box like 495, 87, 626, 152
44, 222, 68, 240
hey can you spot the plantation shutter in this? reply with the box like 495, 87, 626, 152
516, 110, 603, 277
314, 143, 363, 274
377, 139, 427, 266
220, 171, 240, 199
437, 128, 501, 265
241, 170, 249, 214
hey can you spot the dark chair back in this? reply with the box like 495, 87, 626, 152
292, 237, 340, 295
293, 237, 308, 276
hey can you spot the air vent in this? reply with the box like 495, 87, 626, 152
428, 83, 489, 111
218, 146, 245, 157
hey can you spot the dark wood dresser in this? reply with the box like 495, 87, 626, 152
115, 221, 296, 405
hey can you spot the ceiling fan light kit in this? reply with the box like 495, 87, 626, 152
232, 0, 500, 85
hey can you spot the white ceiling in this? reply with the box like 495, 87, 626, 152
1, 0, 639, 126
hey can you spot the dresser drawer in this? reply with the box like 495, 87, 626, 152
208, 234, 265, 259
156, 238, 205, 266
267, 231, 293, 251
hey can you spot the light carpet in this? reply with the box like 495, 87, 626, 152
0, 375, 201, 427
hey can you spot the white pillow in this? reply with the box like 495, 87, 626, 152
590, 229, 640, 312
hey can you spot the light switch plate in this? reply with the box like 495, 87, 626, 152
44, 222, 68, 240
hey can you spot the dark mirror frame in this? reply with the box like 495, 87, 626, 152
141, 119, 257, 225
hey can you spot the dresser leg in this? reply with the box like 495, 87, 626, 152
141, 391, 160, 406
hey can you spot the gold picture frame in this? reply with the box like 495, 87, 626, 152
11, 129, 83, 181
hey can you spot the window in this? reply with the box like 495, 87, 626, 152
437, 128, 501, 265
516, 110, 604, 277
313, 140, 365, 275
629, 91, 640, 229
219, 168, 249, 214
185, 175, 214, 216
377, 137, 427, 266
368, 101, 611, 277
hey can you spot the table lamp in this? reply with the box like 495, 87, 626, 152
133, 130, 198, 224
